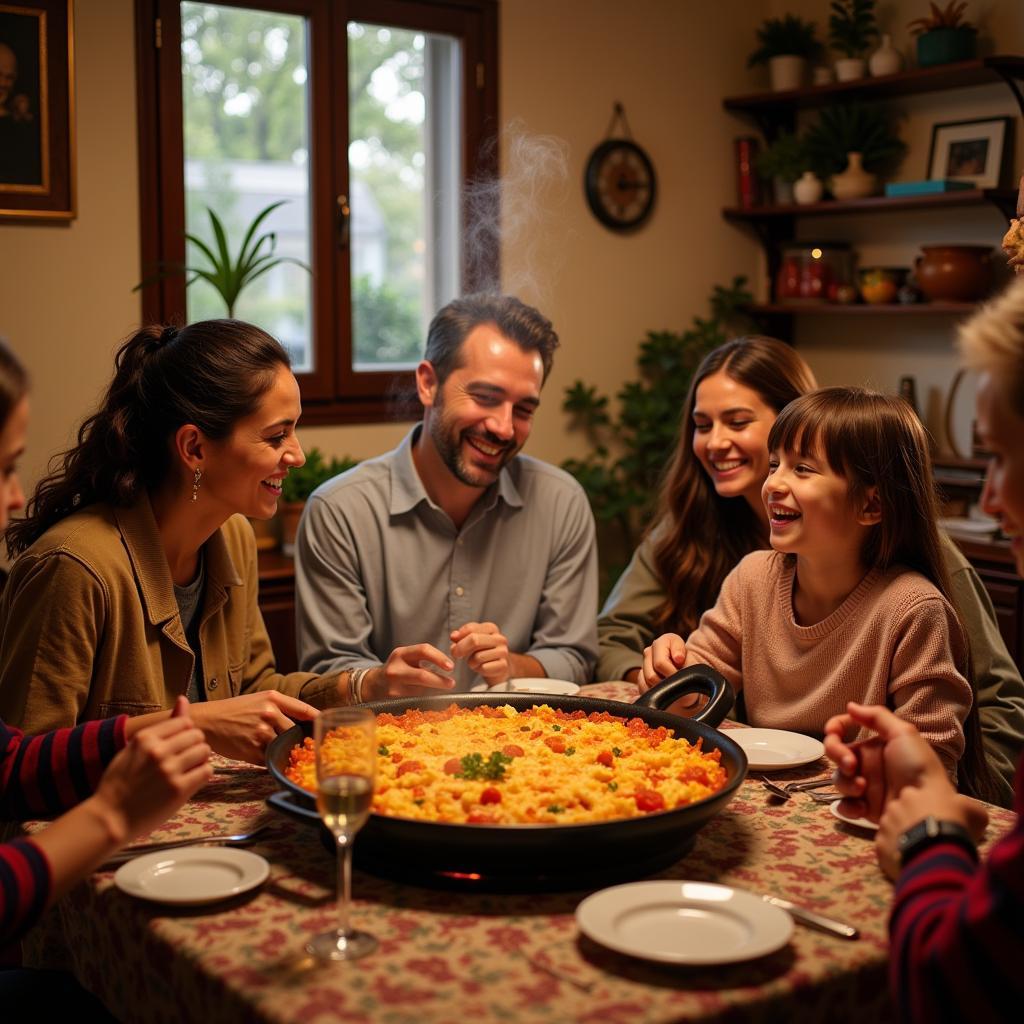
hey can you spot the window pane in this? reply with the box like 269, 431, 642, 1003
348, 22, 461, 371
181, 3, 314, 371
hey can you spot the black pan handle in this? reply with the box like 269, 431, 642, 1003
266, 789, 321, 826
634, 664, 734, 727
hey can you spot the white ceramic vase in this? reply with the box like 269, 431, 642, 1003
793, 171, 824, 205
834, 57, 866, 82
768, 55, 806, 91
831, 152, 876, 200
869, 35, 903, 76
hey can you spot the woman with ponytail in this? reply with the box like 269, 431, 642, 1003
0, 321, 347, 764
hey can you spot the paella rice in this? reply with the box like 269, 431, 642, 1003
284, 703, 727, 825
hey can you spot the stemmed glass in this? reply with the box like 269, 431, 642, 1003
307, 706, 378, 961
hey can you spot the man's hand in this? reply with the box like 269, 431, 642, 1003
450, 622, 510, 686
639, 633, 687, 693
189, 691, 319, 764
876, 779, 987, 881
363, 644, 456, 700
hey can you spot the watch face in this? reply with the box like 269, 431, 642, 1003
584, 140, 657, 231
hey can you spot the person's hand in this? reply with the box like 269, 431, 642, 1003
824, 702, 948, 823
875, 777, 988, 881
450, 621, 510, 686
363, 643, 456, 700
90, 697, 212, 844
189, 691, 319, 764
639, 634, 687, 693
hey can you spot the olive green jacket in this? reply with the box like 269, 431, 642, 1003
0, 497, 341, 734
598, 531, 1024, 808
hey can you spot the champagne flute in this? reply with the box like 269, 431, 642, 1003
307, 706, 378, 961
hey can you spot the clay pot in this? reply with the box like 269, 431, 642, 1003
915, 245, 994, 302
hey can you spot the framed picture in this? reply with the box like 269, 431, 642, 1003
926, 117, 1014, 190
0, 0, 74, 220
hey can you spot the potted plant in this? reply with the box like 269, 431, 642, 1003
909, 2, 977, 67
135, 200, 311, 317
829, 0, 879, 81
279, 448, 359, 555
804, 103, 907, 198
747, 15, 824, 92
755, 133, 809, 204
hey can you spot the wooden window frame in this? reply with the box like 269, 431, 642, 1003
134, 0, 499, 424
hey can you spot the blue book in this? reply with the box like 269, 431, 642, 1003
885, 179, 977, 196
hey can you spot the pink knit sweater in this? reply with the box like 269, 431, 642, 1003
684, 550, 971, 770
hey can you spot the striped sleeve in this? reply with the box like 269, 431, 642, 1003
0, 715, 127, 819
889, 759, 1024, 1023
0, 837, 51, 945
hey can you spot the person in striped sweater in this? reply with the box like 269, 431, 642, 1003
0, 338, 212, 953
824, 279, 1024, 1023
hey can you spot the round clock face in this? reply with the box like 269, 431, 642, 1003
584, 140, 657, 231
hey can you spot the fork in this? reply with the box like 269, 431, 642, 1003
102, 824, 273, 866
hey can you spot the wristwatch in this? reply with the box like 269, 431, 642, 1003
897, 815, 977, 867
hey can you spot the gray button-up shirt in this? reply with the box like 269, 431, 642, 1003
294, 428, 599, 689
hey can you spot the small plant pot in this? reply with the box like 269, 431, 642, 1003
768, 55, 806, 91
834, 57, 866, 82
279, 500, 306, 557
772, 177, 795, 205
793, 171, 823, 205
916, 28, 976, 68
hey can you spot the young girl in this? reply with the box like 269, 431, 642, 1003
641, 386, 994, 799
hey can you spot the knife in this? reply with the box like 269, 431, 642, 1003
762, 894, 860, 940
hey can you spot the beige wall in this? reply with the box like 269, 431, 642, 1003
2, 0, 1023, 498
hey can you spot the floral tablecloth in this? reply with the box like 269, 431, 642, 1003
24, 692, 1017, 1024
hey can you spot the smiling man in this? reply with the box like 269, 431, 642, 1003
294, 294, 599, 698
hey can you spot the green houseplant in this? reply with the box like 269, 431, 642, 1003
829, 0, 879, 80
279, 448, 358, 554
747, 15, 824, 91
135, 200, 310, 318
804, 103, 906, 196
561, 278, 753, 594
909, 2, 977, 67
755, 132, 809, 203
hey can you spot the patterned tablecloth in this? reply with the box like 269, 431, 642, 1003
24, 685, 1017, 1024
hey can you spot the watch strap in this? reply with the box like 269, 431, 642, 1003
898, 815, 977, 867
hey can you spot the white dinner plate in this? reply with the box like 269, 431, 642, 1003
576, 881, 793, 965
114, 846, 270, 905
729, 728, 825, 771
470, 677, 581, 696
829, 799, 879, 832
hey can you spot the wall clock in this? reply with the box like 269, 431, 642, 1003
584, 106, 657, 232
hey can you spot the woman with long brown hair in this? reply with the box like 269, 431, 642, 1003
598, 335, 1024, 805
0, 320, 348, 763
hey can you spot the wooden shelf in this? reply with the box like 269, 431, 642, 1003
724, 188, 1017, 221
723, 56, 1024, 115
746, 302, 978, 316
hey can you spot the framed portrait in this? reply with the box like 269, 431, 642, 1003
926, 117, 1014, 190
0, 0, 74, 220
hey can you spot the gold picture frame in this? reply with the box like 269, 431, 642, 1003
0, 0, 74, 220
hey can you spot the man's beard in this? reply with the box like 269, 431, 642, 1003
430, 406, 516, 488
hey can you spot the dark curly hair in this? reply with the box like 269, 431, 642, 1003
7, 319, 290, 555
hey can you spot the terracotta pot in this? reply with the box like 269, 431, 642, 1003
915, 245, 994, 302
279, 500, 306, 556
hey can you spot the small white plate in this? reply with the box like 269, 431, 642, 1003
829, 799, 879, 832
114, 846, 270, 905
729, 728, 825, 771
576, 881, 793, 965
471, 677, 581, 696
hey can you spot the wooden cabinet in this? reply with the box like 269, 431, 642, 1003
257, 550, 298, 674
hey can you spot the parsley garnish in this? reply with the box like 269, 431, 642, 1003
552, 724, 561, 732
607, 782, 618, 791
456, 751, 513, 781
565, 747, 576, 756
547, 804, 565, 813
378, 745, 390, 756
612, 747, 622, 757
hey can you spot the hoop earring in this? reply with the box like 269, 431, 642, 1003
191, 467, 202, 502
